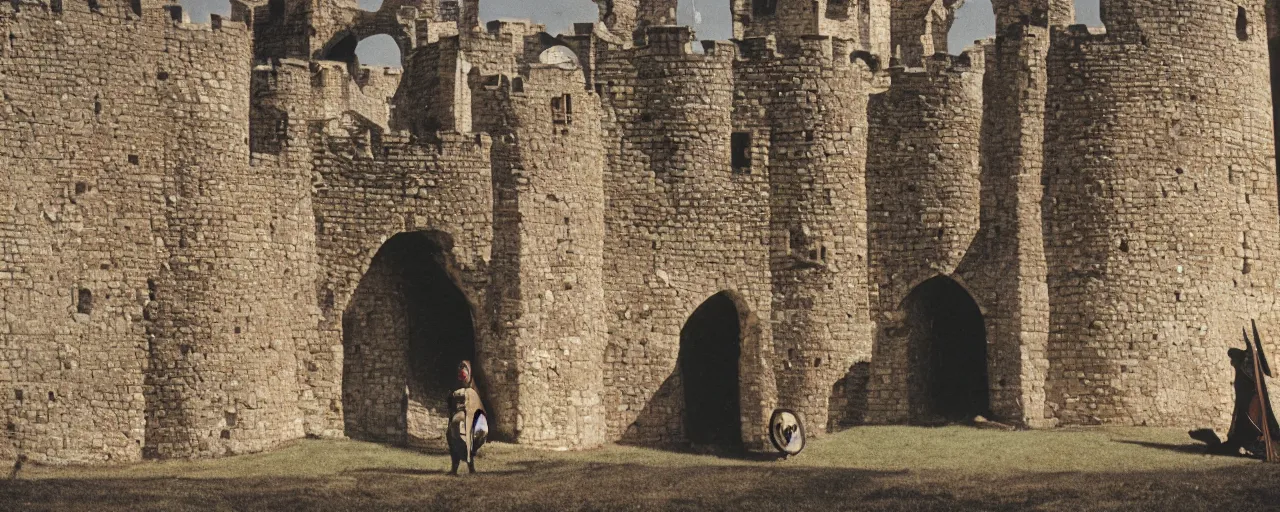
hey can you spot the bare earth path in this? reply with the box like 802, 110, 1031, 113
3, 426, 1279, 511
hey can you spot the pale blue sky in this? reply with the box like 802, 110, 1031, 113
177, 0, 1102, 66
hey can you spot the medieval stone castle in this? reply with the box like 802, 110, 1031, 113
2, 0, 1279, 464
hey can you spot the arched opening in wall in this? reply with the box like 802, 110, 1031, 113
358, 0, 383, 12
679, 292, 743, 451
946, 0, 992, 56
177, 0, 231, 22
1238, 6, 1250, 41
1075, 0, 1104, 27
355, 34, 403, 67
903, 276, 989, 423
341, 231, 477, 447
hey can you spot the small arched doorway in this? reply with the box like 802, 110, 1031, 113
903, 276, 989, 423
342, 231, 476, 445
679, 292, 743, 450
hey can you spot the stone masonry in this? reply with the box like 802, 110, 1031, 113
2, 0, 1280, 464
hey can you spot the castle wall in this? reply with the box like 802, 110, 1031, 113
1044, 1, 1280, 427
734, 36, 874, 433
864, 53, 985, 423
0, 2, 320, 462
472, 65, 608, 448
963, 24, 1052, 427
595, 27, 775, 448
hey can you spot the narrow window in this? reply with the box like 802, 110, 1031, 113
1237, 6, 1249, 41
130, 0, 141, 16
88, 0, 100, 13
752, 0, 777, 17
128, 154, 139, 165
826, 0, 851, 19
76, 288, 93, 314
50, 0, 62, 14
552, 94, 573, 125
731, 132, 752, 172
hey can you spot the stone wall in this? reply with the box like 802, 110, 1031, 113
864, 51, 985, 423
734, 35, 875, 433
1044, 1, 1280, 427
595, 27, 775, 448
0, 1, 321, 463
472, 64, 609, 449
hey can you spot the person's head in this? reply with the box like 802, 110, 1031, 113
457, 360, 473, 387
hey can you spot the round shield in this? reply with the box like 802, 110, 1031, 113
769, 408, 806, 456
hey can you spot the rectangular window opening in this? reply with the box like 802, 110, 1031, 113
752, 0, 778, 17
731, 132, 752, 172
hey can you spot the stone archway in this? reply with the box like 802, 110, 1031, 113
341, 231, 476, 446
679, 292, 744, 450
903, 276, 989, 423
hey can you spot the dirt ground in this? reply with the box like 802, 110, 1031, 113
2, 426, 1279, 511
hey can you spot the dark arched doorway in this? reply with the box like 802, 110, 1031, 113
342, 231, 476, 446
904, 276, 989, 423
679, 292, 743, 450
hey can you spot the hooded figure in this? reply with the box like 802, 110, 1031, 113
447, 360, 488, 474
1190, 347, 1280, 458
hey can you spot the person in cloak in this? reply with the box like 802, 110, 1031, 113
447, 360, 488, 475
1189, 346, 1279, 458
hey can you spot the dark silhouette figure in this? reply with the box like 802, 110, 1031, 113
447, 360, 487, 475
1190, 347, 1279, 459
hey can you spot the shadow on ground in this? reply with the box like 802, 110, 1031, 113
3, 458, 1280, 511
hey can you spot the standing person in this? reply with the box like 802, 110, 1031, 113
447, 360, 488, 475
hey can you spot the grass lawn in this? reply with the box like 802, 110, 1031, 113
3, 426, 1279, 511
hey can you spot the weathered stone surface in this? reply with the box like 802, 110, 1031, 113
1, 0, 1278, 465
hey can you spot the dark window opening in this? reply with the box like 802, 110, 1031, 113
47, 391, 55, 402
904, 276, 989, 423
128, 154, 139, 165
225, 411, 237, 427
50, 0, 62, 13
74, 182, 87, 195
680, 292, 743, 451
552, 94, 573, 125
342, 231, 479, 446
14, 389, 22, 401
1237, 6, 1249, 41
826, 0, 851, 19
268, 0, 285, 21
157, 71, 169, 81
88, 0, 100, 13
731, 132, 752, 172
130, 0, 141, 16
752, 0, 777, 17
93, 94, 101, 116
76, 288, 93, 315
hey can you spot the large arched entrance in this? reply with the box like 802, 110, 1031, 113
342, 231, 476, 446
904, 276, 989, 423
679, 292, 743, 450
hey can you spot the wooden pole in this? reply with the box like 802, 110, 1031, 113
1249, 324, 1277, 463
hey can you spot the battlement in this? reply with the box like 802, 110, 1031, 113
633, 25, 733, 62
1, 0, 250, 38
888, 45, 985, 78
733, 33, 876, 72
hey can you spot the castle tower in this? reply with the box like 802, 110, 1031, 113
594, 27, 776, 449
1043, 1, 1280, 427
729, 35, 875, 434
732, 0, 889, 56
863, 51, 986, 424
471, 63, 610, 449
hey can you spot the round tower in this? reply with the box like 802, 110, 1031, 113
1043, 1, 1280, 427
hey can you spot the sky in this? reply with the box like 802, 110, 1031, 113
177, 0, 1102, 66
